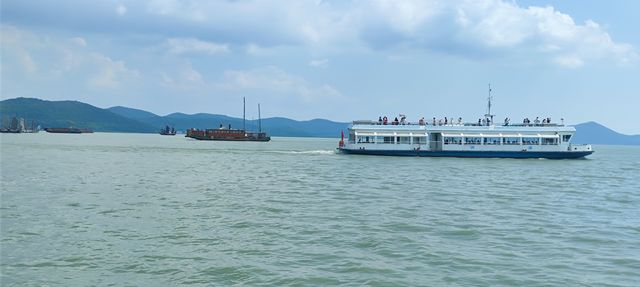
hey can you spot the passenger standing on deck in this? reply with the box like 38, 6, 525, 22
383, 116, 388, 125
433, 117, 436, 126
419, 117, 425, 125
394, 117, 399, 125
478, 118, 481, 126
444, 117, 448, 125
378, 116, 383, 125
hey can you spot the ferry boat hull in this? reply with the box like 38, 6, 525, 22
338, 148, 593, 159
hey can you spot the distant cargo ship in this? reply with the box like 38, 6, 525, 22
186, 98, 270, 142
44, 127, 93, 134
160, 125, 177, 136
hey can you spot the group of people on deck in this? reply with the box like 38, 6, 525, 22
374, 115, 555, 126
378, 115, 408, 125
523, 117, 552, 125
377, 115, 465, 126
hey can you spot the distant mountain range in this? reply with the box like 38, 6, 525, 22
571, 121, 640, 145
1, 97, 639, 145
1, 97, 348, 137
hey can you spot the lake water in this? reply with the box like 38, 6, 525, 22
1, 133, 639, 286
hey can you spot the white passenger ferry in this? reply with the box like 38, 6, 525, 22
338, 92, 594, 159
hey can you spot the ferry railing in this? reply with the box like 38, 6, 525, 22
352, 121, 563, 127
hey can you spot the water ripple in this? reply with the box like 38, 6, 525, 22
1, 134, 639, 286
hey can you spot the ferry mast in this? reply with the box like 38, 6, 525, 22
258, 103, 262, 133
485, 84, 495, 125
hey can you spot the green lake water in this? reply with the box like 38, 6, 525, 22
1, 133, 639, 286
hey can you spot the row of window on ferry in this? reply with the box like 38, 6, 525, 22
444, 137, 559, 145
353, 134, 571, 145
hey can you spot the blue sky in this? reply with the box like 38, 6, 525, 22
1, 0, 639, 134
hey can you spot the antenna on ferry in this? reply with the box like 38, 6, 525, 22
243, 97, 246, 131
258, 103, 262, 133
485, 83, 495, 125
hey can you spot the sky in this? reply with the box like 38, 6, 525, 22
1, 0, 639, 134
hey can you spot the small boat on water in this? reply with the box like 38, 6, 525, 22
44, 127, 93, 134
186, 98, 271, 142
338, 87, 593, 159
160, 125, 177, 136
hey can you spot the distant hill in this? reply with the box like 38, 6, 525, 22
572, 122, 640, 145
0, 97, 349, 136
109, 107, 349, 137
107, 106, 161, 121
2, 97, 639, 143
0, 98, 156, 133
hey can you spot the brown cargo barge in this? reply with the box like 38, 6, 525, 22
186, 127, 270, 141
185, 98, 270, 142
44, 127, 93, 133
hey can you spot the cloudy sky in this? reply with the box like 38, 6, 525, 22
2, 0, 639, 134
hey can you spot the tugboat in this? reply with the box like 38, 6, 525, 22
186, 98, 271, 142
338, 86, 593, 159
159, 125, 176, 136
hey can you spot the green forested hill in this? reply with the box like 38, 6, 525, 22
0, 98, 157, 133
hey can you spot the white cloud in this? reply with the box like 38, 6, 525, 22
180, 62, 202, 83
140, 0, 635, 67
70, 37, 86, 47
308, 59, 328, 68
553, 55, 584, 68
245, 43, 271, 56
217, 66, 343, 102
372, 0, 444, 35
167, 37, 229, 54
88, 54, 139, 89
19, 50, 38, 74
8, 1, 633, 67
450, 1, 637, 67
116, 4, 127, 16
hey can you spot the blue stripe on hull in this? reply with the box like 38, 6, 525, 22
339, 149, 593, 159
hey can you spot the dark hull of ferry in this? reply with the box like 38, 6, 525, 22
186, 135, 271, 142
339, 148, 593, 159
